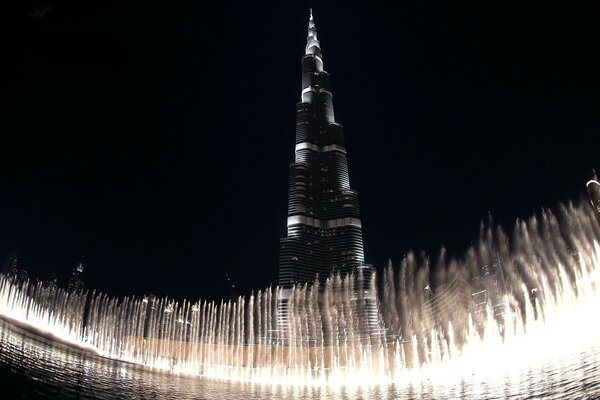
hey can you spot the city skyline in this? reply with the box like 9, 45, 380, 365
1, 2, 599, 300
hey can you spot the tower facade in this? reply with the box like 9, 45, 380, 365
278, 11, 370, 290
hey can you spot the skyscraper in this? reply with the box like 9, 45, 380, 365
277, 11, 380, 339
67, 256, 85, 293
586, 170, 600, 220
278, 10, 371, 289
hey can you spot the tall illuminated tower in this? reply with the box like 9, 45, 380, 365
279, 10, 373, 290
587, 170, 600, 219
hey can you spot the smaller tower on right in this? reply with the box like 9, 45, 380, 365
586, 170, 600, 219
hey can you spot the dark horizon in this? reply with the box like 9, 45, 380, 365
1, 2, 599, 301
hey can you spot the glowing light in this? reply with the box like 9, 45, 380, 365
586, 180, 600, 188
287, 215, 361, 229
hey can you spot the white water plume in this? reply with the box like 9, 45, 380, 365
0, 199, 599, 387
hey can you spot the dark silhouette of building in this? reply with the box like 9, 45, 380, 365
17, 269, 29, 284
277, 10, 380, 340
225, 273, 239, 301
471, 254, 508, 325
44, 271, 59, 293
3, 250, 30, 285
67, 256, 85, 293
2, 250, 19, 280
422, 278, 472, 329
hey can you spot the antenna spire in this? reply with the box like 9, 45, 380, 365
308, 8, 316, 34
306, 8, 321, 57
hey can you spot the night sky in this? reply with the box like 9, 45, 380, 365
1, 1, 598, 301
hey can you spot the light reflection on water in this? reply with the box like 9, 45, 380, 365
1, 319, 600, 399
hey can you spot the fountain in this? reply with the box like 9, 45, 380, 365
1, 198, 600, 387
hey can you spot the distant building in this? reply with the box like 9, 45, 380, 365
225, 273, 239, 301
420, 254, 509, 339
142, 294, 157, 338
471, 254, 508, 324
17, 269, 29, 284
2, 250, 19, 280
44, 271, 59, 293
422, 278, 472, 329
67, 256, 85, 293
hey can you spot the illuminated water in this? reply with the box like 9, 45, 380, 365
2, 199, 600, 397
2, 318, 600, 399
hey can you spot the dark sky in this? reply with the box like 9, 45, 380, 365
1, 1, 598, 300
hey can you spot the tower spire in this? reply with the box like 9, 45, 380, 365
306, 8, 321, 57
